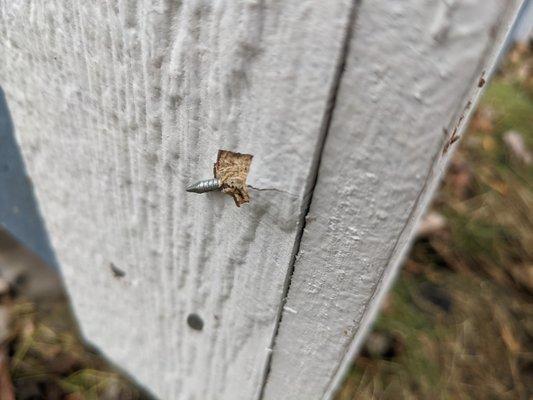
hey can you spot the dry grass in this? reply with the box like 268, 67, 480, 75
2, 297, 147, 399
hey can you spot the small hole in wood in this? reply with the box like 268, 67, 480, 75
109, 263, 126, 278
187, 313, 204, 331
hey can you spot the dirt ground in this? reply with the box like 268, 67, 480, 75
0, 44, 531, 400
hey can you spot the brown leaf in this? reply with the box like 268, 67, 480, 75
214, 150, 253, 207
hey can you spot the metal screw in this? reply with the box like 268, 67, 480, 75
186, 178, 222, 193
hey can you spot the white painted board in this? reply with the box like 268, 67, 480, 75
263, 1, 524, 399
0, 0, 523, 399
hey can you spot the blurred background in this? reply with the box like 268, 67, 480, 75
0, 14, 532, 400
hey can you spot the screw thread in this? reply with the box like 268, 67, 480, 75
186, 178, 221, 193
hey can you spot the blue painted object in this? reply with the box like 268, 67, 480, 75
0, 88, 58, 269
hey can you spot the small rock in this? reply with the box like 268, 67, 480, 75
418, 212, 446, 237
503, 131, 532, 165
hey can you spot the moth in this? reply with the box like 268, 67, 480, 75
186, 150, 253, 207
214, 150, 253, 207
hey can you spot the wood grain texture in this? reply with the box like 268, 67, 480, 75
0, 1, 353, 398
262, 1, 524, 399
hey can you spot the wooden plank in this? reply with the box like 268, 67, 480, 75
0, 1, 353, 398
262, 1, 524, 399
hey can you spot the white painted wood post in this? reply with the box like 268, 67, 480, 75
0, 1, 524, 399
262, 1, 525, 398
